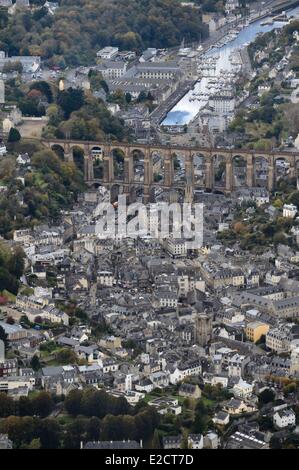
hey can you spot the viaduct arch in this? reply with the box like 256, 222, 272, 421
43, 138, 299, 201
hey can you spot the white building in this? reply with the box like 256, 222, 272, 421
96, 47, 119, 60
204, 432, 219, 449
290, 346, 299, 375
0, 340, 4, 362
218, 222, 230, 232
97, 270, 115, 287
169, 361, 201, 384
293, 31, 299, 42
265, 271, 283, 286
0, 144, 7, 156
97, 61, 127, 79
0, 79, 4, 104
17, 297, 69, 326
233, 378, 254, 399
44, 1, 59, 14
228, 354, 249, 378
139, 48, 157, 62
165, 239, 187, 258
0, 55, 41, 73
35, 229, 63, 247
158, 290, 178, 308
0, 376, 35, 394
258, 85, 271, 97
283, 204, 297, 219
266, 325, 292, 353
213, 411, 230, 427
135, 62, 180, 80
273, 409, 296, 429
16, 153, 30, 165
225, 0, 239, 15
255, 194, 270, 206
188, 434, 204, 449
209, 94, 235, 113
15, 0, 30, 7
211, 375, 228, 388
177, 274, 205, 296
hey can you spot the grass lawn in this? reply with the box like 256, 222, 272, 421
201, 396, 215, 408
57, 414, 77, 426
43, 359, 62, 366
28, 390, 43, 399
19, 285, 34, 297
143, 393, 161, 404
1, 290, 16, 302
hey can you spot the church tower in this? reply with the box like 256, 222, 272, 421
194, 313, 213, 347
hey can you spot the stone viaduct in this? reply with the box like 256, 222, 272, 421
41, 138, 299, 201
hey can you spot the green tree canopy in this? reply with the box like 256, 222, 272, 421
7, 127, 21, 143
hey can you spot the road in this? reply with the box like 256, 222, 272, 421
239, 48, 253, 76
90, 283, 97, 307
50, 403, 64, 418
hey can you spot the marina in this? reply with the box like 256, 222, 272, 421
162, 5, 299, 127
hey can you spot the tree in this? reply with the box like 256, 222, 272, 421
64, 389, 83, 416
192, 400, 209, 434
8, 246, 25, 279
137, 90, 148, 103
151, 429, 161, 449
37, 418, 61, 449
0, 325, 8, 351
134, 408, 160, 441
283, 382, 297, 396
7, 128, 21, 143
3, 61, 23, 74
0, 9, 8, 29
0, 267, 19, 295
30, 355, 41, 371
287, 191, 299, 210
32, 6, 48, 22
57, 88, 84, 119
30, 81, 53, 103
180, 433, 189, 449
101, 414, 136, 441
56, 348, 78, 365
1, 416, 35, 447
86, 416, 101, 441
63, 418, 87, 449
31, 392, 54, 418
125, 92, 132, 104
18, 396, 33, 417
258, 415, 273, 432
0, 392, 15, 417
25, 438, 41, 449
108, 89, 125, 106
258, 388, 275, 406
100, 79, 109, 94
270, 435, 282, 449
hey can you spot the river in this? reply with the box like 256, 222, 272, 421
162, 5, 299, 126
